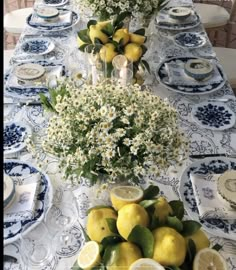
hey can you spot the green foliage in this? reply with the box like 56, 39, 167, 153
143, 185, 160, 200
181, 221, 201, 237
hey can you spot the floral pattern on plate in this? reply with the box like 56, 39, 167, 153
4, 122, 32, 155
3, 160, 53, 245
43, 0, 69, 6
191, 101, 236, 130
179, 157, 236, 240
21, 38, 55, 56
174, 32, 206, 48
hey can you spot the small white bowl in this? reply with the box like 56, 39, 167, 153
184, 59, 214, 81
4, 174, 16, 209
36, 6, 59, 20
168, 7, 192, 20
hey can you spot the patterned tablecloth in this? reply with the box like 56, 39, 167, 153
4, 0, 236, 269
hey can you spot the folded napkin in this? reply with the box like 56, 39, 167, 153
165, 60, 223, 86
30, 10, 72, 27
190, 173, 236, 220
4, 173, 41, 222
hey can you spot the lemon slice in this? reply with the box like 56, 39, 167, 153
112, 54, 129, 70
77, 241, 101, 270
110, 186, 144, 211
193, 248, 228, 270
129, 258, 165, 270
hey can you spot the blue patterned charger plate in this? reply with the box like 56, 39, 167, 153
21, 37, 55, 56
192, 101, 236, 130
179, 157, 236, 240
174, 32, 206, 48
156, 57, 226, 95
4, 121, 32, 155
3, 160, 53, 245
43, 0, 69, 7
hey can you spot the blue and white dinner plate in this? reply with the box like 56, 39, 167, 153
192, 101, 236, 130
43, 0, 69, 7
174, 32, 206, 48
3, 160, 53, 245
179, 157, 236, 240
156, 57, 226, 95
4, 121, 32, 155
21, 37, 55, 56
26, 8, 79, 31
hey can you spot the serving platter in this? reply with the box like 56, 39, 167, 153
3, 160, 53, 245
179, 157, 236, 240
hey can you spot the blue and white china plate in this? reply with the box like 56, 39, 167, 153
192, 101, 236, 130
179, 157, 236, 240
156, 57, 226, 95
174, 32, 206, 48
4, 121, 32, 155
3, 160, 53, 245
21, 37, 55, 56
26, 9, 79, 31
43, 0, 69, 7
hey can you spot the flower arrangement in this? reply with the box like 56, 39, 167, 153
77, 14, 150, 81
39, 80, 188, 185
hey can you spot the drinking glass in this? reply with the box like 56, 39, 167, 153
20, 221, 55, 270
111, 67, 133, 86
112, 55, 133, 71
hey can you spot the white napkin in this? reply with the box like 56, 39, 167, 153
30, 10, 72, 27
190, 173, 236, 220
4, 173, 41, 222
165, 60, 223, 86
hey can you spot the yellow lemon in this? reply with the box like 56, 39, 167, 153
129, 33, 146, 45
110, 186, 144, 211
89, 24, 109, 44
86, 208, 117, 243
77, 241, 101, 270
113, 28, 130, 45
185, 229, 210, 252
193, 248, 228, 270
124, 43, 142, 62
117, 203, 149, 240
100, 43, 118, 63
129, 258, 165, 270
97, 20, 113, 29
152, 227, 186, 266
153, 197, 173, 225
107, 242, 142, 270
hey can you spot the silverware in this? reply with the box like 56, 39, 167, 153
189, 153, 236, 159
4, 254, 18, 263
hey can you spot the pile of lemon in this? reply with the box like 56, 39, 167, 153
76, 185, 228, 270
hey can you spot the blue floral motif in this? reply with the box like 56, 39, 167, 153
4, 123, 26, 151
22, 40, 50, 54
175, 32, 206, 48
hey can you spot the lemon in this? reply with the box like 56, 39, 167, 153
129, 33, 146, 45
113, 28, 130, 45
107, 242, 142, 270
124, 43, 142, 62
89, 24, 109, 44
152, 227, 186, 266
117, 203, 149, 240
77, 241, 101, 270
129, 258, 165, 270
110, 186, 144, 211
96, 20, 113, 29
86, 208, 117, 243
153, 197, 173, 225
112, 55, 129, 70
193, 248, 228, 270
100, 43, 118, 63
185, 229, 210, 252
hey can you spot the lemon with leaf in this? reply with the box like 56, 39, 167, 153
113, 28, 130, 45
99, 43, 118, 63
154, 196, 173, 225
124, 43, 142, 62
89, 24, 109, 44
129, 33, 146, 45
185, 229, 210, 252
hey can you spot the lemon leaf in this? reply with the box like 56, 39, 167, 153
94, 38, 103, 45
181, 221, 201, 237
101, 23, 114, 36
106, 218, 118, 234
113, 11, 131, 27
79, 44, 89, 52
143, 185, 159, 200
185, 239, 196, 264
133, 28, 145, 36
212, 244, 223, 251
141, 59, 150, 73
103, 244, 120, 266
166, 216, 183, 232
128, 225, 154, 258
87, 19, 97, 29
87, 205, 114, 214
139, 199, 157, 208
71, 259, 83, 270
101, 235, 124, 249
78, 29, 91, 43
149, 214, 160, 230
169, 200, 184, 220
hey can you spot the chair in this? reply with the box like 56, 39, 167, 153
213, 47, 236, 92
194, 0, 236, 47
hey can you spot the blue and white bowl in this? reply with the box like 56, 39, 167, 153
168, 6, 192, 20
21, 37, 55, 56
184, 58, 213, 81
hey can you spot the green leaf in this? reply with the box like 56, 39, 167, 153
133, 28, 145, 36
114, 21, 124, 31
166, 216, 183, 232
186, 239, 197, 264
169, 200, 184, 220
103, 244, 120, 266
78, 222, 91, 242
79, 43, 89, 52
149, 214, 160, 230
212, 244, 223, 251
141, 59, 150, 74
181, 220, 201, 237
140, 45, 148, 56
106, 218, 118, 234
87, 19, 97, 29
113, 12, 131, 27
128, 225, 154, 258
78, 29, 91, 43
118, 38, 124, 46
139, 199, 157, 208
101, 23, 114, 36
101, 235, 124, 249
87, 205, 114, 214
143, 185, 159, 200
94, 38, 103, 44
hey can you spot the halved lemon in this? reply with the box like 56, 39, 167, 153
77, 241, 101, 270
193, 248, 228, 270
129, 258, 165, 270
110, 186, 144, 211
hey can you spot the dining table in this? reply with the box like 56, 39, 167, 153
3, 0, 236, 269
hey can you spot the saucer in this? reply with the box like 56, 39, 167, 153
36, 6, 59, 19
14, 63, 45, 81
168, 6, 192, 20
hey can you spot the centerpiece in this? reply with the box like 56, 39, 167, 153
38, 79, 188, 186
